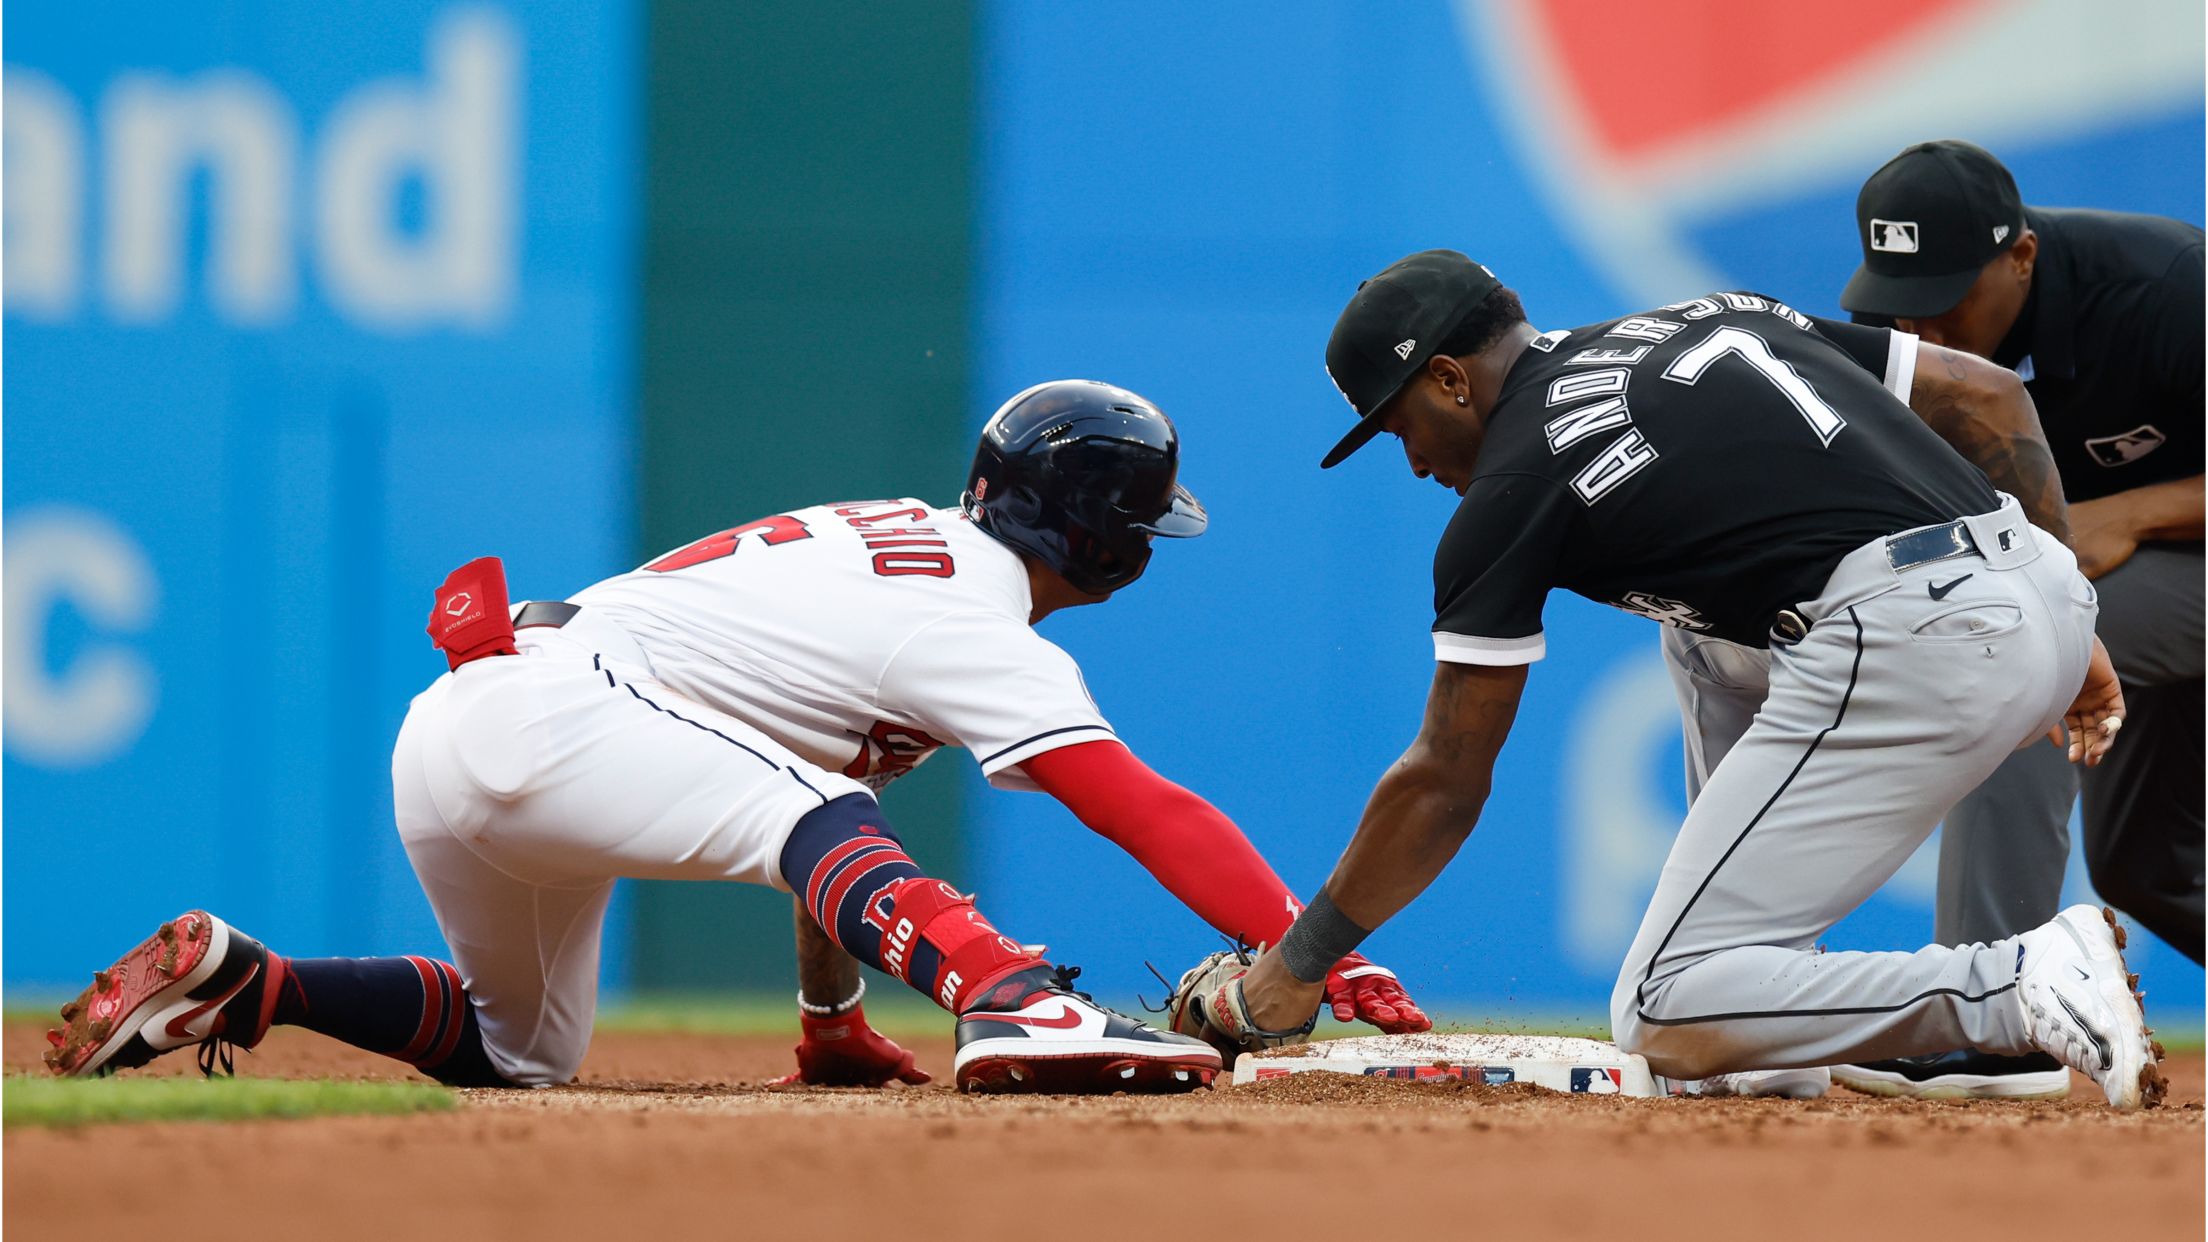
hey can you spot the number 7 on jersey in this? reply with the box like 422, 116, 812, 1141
1663, 326, 1849, 445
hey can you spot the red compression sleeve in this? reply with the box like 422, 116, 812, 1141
1020, 740, 1301, 946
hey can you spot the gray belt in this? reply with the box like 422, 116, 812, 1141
1883, 519, 1980, 573
1773, 518, 1982, 643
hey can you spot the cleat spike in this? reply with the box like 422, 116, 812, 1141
92, 970, 113, 990
2140, 1065, 2168, 1109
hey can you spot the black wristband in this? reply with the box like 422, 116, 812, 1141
1278, 891, 1372, 984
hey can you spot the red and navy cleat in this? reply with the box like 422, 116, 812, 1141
44, 911, 285, 1078
953, 964, 1220, 1094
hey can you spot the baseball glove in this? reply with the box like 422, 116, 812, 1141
1161, 946, 1317, 1059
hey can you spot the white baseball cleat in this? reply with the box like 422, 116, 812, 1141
2013, 905, 2164, 1110
953, 964, 1219, 1094
1680, 1067, 1831, 1099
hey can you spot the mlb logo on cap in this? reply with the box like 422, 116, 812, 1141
1843, 141, 2026, 319
1869, 219, 1918, 253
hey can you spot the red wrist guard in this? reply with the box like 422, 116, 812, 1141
427, 556, 519, 670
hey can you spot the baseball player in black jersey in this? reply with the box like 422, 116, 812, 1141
1197, 249, 2164, 1109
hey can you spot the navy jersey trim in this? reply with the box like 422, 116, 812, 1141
979, 724, 1118, 766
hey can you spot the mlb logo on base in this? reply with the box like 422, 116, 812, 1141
1571, 1067, 1624, 1094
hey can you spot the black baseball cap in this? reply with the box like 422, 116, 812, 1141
1321, 249, 1502, 469
1840, 140, 2025, 319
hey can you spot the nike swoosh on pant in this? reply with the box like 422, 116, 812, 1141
166, 963, 260, 1041
1928, 574, 1973, 600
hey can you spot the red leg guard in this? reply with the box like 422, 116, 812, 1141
872, 878, 1036, 1013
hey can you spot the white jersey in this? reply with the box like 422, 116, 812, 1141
567, 499, 1112, 792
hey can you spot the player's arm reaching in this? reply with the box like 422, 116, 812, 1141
1215, 661, 1528, 1035
1904, 340, 2070, 545
772, 902, 931, 1087
1019, 740, 1428, 1031
869, 608, 1428, 1036
1808, 313, 2069, 543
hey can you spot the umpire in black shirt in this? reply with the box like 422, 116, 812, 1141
1837, 139, 2204, 1096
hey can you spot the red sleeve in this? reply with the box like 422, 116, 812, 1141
1019, 740, 1301, 945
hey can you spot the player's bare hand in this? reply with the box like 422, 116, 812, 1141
2048, 636, 2125, 766
1324, 952, 1432, 1033
2067, 496, 2142, 580
773, 1006, 932, 1088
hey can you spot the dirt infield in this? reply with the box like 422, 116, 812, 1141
6, 1020, 2200, 1242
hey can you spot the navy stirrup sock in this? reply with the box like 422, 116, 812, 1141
779, 792, 927, 965
276, 956, 514, 1087
778, 792, 1038, 1012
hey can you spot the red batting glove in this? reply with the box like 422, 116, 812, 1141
770, 1003, 932, 1087
1324, 954, 1431, 1033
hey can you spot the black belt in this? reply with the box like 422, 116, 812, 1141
1772, 518, 1982, 644
514, 600, 580, 630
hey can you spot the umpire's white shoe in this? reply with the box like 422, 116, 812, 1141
2013, 905, 2164, 1111
954, 964, 1219, 1095
1680, 1067, 1831, 1099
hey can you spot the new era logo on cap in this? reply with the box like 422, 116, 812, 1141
1322, 248, 1503, 468
1993, 224, 2011, 244
1870, 219, 1918, 253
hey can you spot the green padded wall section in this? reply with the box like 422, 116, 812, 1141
630, 0, 975, 989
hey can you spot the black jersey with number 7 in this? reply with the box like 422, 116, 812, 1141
1429, 293, 1998, 661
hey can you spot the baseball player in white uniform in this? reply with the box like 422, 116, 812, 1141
46, 381, 1426, 1094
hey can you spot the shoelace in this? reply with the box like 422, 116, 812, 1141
195, 1036, 244, 1078
1138, 934, 1257, 1014
1047, 964, 1092, 1002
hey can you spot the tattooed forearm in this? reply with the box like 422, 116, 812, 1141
1322, 662, 1528, 928
793, 899, 862, 1008
1913, 347, 2070, 545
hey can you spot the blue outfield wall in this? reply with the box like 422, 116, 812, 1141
969, 0, 2205, 1019
3, 2, 637, 990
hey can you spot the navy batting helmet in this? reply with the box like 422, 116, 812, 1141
961, 380, 1207, 594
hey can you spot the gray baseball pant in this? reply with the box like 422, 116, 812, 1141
1613, 499, 2098, 1078
1667, 543, 2204, 964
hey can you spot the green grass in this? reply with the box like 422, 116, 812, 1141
3, 1075, 456, 1130
599, 989, 951, 1038
13, 995, 2202, 1054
